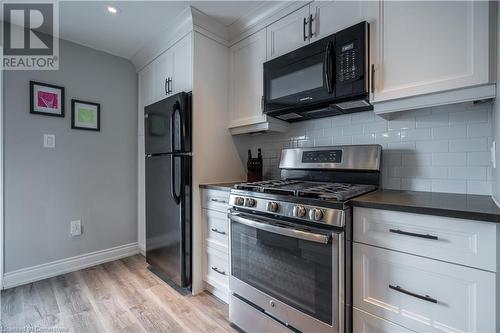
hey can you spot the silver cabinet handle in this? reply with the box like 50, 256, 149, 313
229, 213, 330, 244
211, 267, 226, 275
211, 228, 226, 235
211, 198, 227, 204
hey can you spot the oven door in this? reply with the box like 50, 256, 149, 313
263, 35, 336, 119
229, 210, 343, 333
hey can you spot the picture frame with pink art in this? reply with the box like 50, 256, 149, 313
30, 81, 65, 117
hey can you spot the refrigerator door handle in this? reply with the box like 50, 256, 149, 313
171, 101, 182, 153
171, 155, 181, 204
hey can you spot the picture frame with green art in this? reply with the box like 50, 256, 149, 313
71, 99, 100, 131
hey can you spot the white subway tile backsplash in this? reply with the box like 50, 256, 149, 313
449, 108, 489, 124
341, 124, 364, 136
402, 153, 432, 166
363, 121, 387, 134
467, 180, 492, 195
333, 136, 353, 145
448, 167, 487, 180
468, 123, 492, 138
432, 152, 467, 166
415, 140, 449, 152
401, 178, 432, 192
432, 125, 467, 139
449, 138, 488, 152
388, 117, 416, 131
314, 136, 333, 146
235, 102, 493, 195
432, 179, 467, 194
415, 112, 449, 128
467, 152, 491, 166
401, 128, 432, 141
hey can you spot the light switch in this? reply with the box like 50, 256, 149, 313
43, 134, 55, 148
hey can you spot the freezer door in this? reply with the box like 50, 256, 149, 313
144, 92, 191, 155
145, 154, 191, 287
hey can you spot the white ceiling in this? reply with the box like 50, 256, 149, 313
59, 1, 269, 60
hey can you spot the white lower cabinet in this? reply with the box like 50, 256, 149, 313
353, 308, 415, 333
353, 242, 496, 333
201, 188, 230, 303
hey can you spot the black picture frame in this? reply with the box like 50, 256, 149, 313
71, 99, 101, 132
30, 81, 65, 117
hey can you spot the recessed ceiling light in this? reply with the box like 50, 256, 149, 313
106, 6, 120, 14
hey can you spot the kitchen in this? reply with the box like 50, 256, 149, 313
1, 1, 499, 333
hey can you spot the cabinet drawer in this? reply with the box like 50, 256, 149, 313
353, 308, 414, 333
204, 209, 229, 249
353, 243, 496, 333
353, 207, 497, 271
205, 246, 229, 289
201, 189, 230, 212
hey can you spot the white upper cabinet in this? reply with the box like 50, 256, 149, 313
229, 29, 267, 128
266, 6, 310, 60
372, 0, 495, 107
171, 33, 193, 95
138, 62, 155, 110
153, 49, 173, 102
310, 0, 366, 41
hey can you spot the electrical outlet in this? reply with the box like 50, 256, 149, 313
70, 220, 82, 236
43, 134, 55, 148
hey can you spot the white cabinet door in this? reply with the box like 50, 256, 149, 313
310, 0, 367, 41
266, 5, 310, 60
229, 29, 267, 128
353, 308, 414, 333
138, 62, 155, 111
372, 0, 492, 103
353, 243, 496, 333
153, 49, 173, 102
171, 33, 193, 94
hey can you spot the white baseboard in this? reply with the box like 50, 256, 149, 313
138, 243, 146, 256
3, 242, 139, 289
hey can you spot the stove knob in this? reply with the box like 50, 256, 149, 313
293, 205, 307, 218
267, 202, 279, 212
234, 197, 245, 206
309, 208, 324, 221
244, 198, 256, 207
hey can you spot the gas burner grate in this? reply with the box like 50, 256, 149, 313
234, 180, 376, 201
298, 183, 377, 201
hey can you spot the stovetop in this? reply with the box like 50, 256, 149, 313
234, 179, 377, 202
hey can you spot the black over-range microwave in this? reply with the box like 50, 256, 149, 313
263, 21, 371, 122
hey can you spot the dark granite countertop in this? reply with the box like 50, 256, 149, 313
199, 182, 243, 192
351, 190, 500, 223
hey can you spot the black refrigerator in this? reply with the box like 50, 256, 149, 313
145, 92, 191, 289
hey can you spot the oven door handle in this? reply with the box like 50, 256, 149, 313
229, 213, 330, 244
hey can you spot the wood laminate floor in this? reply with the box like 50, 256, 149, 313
0, 255, 236, 333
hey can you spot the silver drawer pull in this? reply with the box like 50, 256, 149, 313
389, 284, 438, 304
389, 228, 438, 240
211, 228, 226, 235
211, 198, 227, 204
211, 267, 226, 275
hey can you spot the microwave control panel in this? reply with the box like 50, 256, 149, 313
337, 40, 361, 83
302, 150, 342, 163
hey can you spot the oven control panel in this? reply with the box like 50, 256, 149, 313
302, 150, 342, 163
229, 194, 345, 227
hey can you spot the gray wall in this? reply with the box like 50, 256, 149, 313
492, 3, 500, 204
234, 102, 493, 195
4, 39, 137, 272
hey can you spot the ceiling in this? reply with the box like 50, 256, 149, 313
59, 1, 270, 60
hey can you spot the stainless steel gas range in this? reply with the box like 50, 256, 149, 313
228, 145, 382, 333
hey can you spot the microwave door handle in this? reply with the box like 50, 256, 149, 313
325, 41, 334, 93
229, 213, 330, 244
